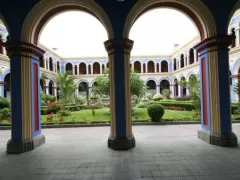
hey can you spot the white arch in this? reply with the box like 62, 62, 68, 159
123, 0, 216, 39
21, 0, 114, 44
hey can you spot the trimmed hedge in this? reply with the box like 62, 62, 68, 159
41, 105, 87, 115
148, 101, 194, 111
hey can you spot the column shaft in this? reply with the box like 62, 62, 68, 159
104, 39, 135, 150
194, 35, 237, 147
4, 41, 45, 153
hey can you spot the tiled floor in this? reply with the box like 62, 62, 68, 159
0, 124, 240, 180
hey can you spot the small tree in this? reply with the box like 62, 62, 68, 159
57, 72, 78, 111
92, 68, 146, 97
179, 75, 201, 115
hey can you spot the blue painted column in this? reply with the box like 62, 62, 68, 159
104, 39, 135, 150
4, 41, 46, 154
194, 35, 237, 147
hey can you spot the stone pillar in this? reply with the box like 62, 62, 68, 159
53, 87, 57, 97
184, 55, 187, 67
61, 64, 65, 74
44, 86, 49, 95
86, 64, 89, 75
75, 88, 79, 97
159, 63, 161, 73
156, 84, 160, 94
145, 63, 148, 73
100, 64, 103, 74
194, 49, 198, 63
235, 28, 239, 47
194, 35, 237, 147
154, 63, 157, 73
141, 63, 143, 73
72, 65, 75, 75
4, 41, 45, 154
186, 53, 190, 66
104, 39, 135, 150
178, 85, 181, 97
47, 59, 50, 70
91, 64, 93, 75
0, 81, 4, 97
170, 84, 174, 98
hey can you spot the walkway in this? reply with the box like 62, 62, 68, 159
0, 124, 240, 180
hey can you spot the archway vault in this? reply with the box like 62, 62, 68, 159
124, 0, 217, 40
21, 0, 114, 44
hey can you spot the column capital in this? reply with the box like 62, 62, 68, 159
104, 39, 134, 55
194, 35, 232, 54
4, 41, 45, 59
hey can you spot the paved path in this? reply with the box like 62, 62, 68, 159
0, 124, 240, 180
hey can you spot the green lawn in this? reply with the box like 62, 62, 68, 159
40, 108, 197, 124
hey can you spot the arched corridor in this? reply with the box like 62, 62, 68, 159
66, 63, 73, 74
160, 80, 170, 94
134, 61, 141, 73
161, 61, 168, 72
146, 80, 156, 94
93, 62, 100, 74
79, 63, 87, 74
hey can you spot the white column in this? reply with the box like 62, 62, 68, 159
178, 85, 181, 97
186, 88, 190, 96
141, 63, 143, 73
186, 53, 190, 66
178, 60, 181, 69
75, 88, 79, 97
154, 62, 157, 73
47, 59, 50, 70
0, 82, 4, 97
159, 63, 161, 73
72, 65, 75, 75
86, 64, 89, 74
91, 64, 93, 74
100, 64, 103, 74
170, 85, 174, 98
132, 63, 134, 71
54, 87, 57, 97
77, 65, 79, 75
184, 55, 187, 67
235, 28, 240, 47
194, 49, 198, 63
146, 63, 148, 73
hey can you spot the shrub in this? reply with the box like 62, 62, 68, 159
145, 93, 153, 100
57, 110, 71, 116
0, 97, 10, 109
45, 101, 62, 114
87, 103, 103, 109
175, 96, 192, 101
75, 95, 86, 105
148, 101, 194, 111
0, 108, 11, 120
137, 102, 148, 108
152, 93, 163, 101
147, 104, 165, 122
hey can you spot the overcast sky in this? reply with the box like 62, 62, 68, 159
39, 9, 199, 58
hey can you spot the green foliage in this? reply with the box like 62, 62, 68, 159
145, 93, 153, 100
57, 110, 71, 117
148, 101, 194, 111
45, 101, 62, 114
147, 104, 165, 122
92, 68, 110, 96
0, 108, 11, 120
75, 95, 86, 105
57, 72, 78, 110
152, 93, 163, 101
161, 89, 171, 100
179, 75, 201, 114
0, 96, 10, 109
92, 68, 146, 97
174, 96, 192, 101
137, 102, 148, 108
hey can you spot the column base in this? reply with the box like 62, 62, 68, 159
108, 135, 135, 150
7, 134, 45, 154
198, 130, 238, 147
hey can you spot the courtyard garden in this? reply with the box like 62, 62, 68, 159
0, 69, 240, 125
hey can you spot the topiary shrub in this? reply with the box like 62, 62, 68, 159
152, 93, 163, 101
57, 110, 71, 117
0, 108, 11, 120
147, 104, 165, 122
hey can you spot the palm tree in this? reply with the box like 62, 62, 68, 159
57, 71, 78, 111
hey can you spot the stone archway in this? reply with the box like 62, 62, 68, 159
4, 73, 10, 99
93, 62, 100, 74
160, 80, 170, 94
134, 61, 141, 73
146, 80, 156, 94
161, 61, 168, 72
65, 63, 73, 74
